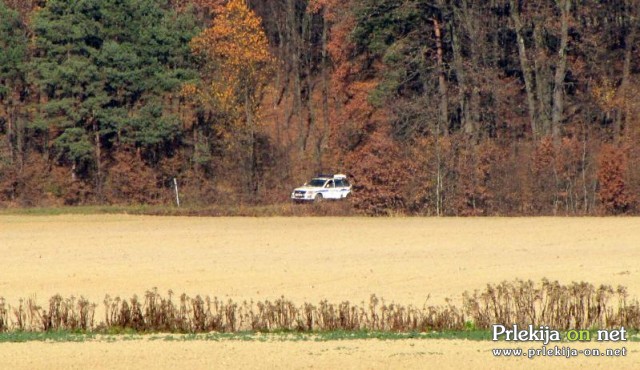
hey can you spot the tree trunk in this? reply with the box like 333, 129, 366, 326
533, 22, 551, 135
551, 0, 571, 146
301, 10, 314, 153
245, 89, 256, 195
192, 124, 199, 175
7, 104, 15, 164
451, 9, 470, 136
318, 9, 330, 169
510, 0, 539, 139
287, 0, 304, 152
462, 0, 480, 142
93, 118, 102, 199
13, 102, 24, 169
433, 18, 448, 136
270, 1, 286, 147
619, 0, 638, 143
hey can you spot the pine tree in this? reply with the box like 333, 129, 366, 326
31, 0, 199, 195
0, 1, 29, 166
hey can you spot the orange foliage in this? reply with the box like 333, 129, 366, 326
533, 136, 556, 174
453, 141, 506, 216
346, 130, 415, 215
189, 0, 273, 120
309, 0, 346, 22
597, 144, 635, 214
190, 0, 272, 77
105, 149, 165, 205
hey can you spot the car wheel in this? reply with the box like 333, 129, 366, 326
314, 193, 323, 203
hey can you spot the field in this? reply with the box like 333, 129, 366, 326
1, 215, 639, 368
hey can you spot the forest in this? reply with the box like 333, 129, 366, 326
0, 0, 638, 215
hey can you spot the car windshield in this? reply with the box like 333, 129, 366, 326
308, 179, 327, 187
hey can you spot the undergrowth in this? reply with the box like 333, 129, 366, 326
1, 280, 639, 336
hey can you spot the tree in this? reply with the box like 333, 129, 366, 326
190, 0, 274, 195
597, 144, 635, 214
0, 1, 29, 166
31, 0, 198, 199
510, 0, 573, 143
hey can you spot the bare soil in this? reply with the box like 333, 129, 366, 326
1, 215, 639, 369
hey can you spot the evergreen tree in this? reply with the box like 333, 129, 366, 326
31, 0, 199, 189
0, 1, 29, 165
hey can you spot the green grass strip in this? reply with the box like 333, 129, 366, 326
2, 329, 638, 343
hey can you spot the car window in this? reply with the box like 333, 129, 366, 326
325, 180, 335, 188
335, 179, 345, 187
308, 179, 326, 187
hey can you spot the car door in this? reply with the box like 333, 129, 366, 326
324, 180, 338, 199
335, 179, 349, 198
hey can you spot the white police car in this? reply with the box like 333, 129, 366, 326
291, 174, 352, 203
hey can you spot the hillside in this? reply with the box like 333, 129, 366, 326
1, 0, 639, 215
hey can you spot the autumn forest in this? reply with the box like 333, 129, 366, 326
0, 0, 638, 215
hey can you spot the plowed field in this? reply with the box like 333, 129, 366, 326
1, 215, 638, 369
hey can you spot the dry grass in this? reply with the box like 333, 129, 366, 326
1, 280, 639, 334
0, 202, 356, 217
464, 279, 640, 330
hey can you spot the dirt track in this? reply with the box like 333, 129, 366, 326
1, 215, 639, 368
